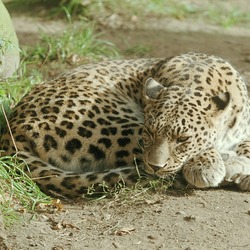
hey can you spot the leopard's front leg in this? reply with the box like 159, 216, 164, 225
182, 147, 226, 188
222, 140, 250, 191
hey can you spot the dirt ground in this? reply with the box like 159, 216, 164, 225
2, 7, 250, 250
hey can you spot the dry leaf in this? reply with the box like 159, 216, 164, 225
114, 226, 135, 236
51, 221, 63, 230
52, 199, 64, 211
61, 220, 80, 230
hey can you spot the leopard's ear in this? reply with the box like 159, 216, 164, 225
210, 92, 231, 115
144, 78, 165, 99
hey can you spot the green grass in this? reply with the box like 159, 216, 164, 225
24, 23, 120, 66
0, 155, 51, 226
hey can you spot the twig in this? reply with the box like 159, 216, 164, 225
1, 104, 18, 153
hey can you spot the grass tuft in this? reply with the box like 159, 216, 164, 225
0, 64, 43, 132
0, 155, 51, 226
23, 23, 120, 66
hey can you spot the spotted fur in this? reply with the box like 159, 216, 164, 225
1, 52, 250, 197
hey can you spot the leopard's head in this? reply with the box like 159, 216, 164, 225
142, 77, 231, 177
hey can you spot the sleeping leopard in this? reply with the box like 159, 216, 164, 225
1, 52, 250, 197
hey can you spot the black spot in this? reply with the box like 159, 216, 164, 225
116, 150, 129, 158
97, 118, 111, 126
206, 77, 212, 85
98, 138, 112, 148
92, 105, 100, 114
55, 127, 67, 138
41, 106, 50, 114
32, 132, 40, 138
15, 135, 26, 142
65, 138, 82, 154
117, 118, 129, 124
196, 67, 204, 73
229, 117, 237, 128
83, 120, 96, 128
106, 116, 120, 121
43, 135, 58, 152
69, 92, 79, 98
67, 100, 76, 108
55, 100, 64, 106
21, 124, 33, 131
60, 120, 73, 129
196, 100, 202, 106
102, 107, 111, 114
43, 115, 57, 123
87, 111, 95, 118
112, 110, 119, 115
16, 119, 26, 124
97, 68, 109, 76
78, 127, 93, 138
101, 127, 117, 136
20, 110, 37, 118
52, 107, 60, 113
138, 128, 143, 135
88, 144, 105, 160
29, 140, 37, 149
133, 147, 142, 154
122, 129, 133, 136
121, 108, 133, 113
63, 110, 78, 120
29, 104, 36, 109
117, 137, 131, 147
61, 176, 80, 189
121, 123, 139, 128
79, 108, 86, 115
194, 92, 202, 97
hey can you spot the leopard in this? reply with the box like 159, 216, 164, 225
1, 52, 250, 197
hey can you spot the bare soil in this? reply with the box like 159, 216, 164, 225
3, 8, 250, 250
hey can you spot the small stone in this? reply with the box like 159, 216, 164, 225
183, 215, 196, 221
147, 235, 157, 240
